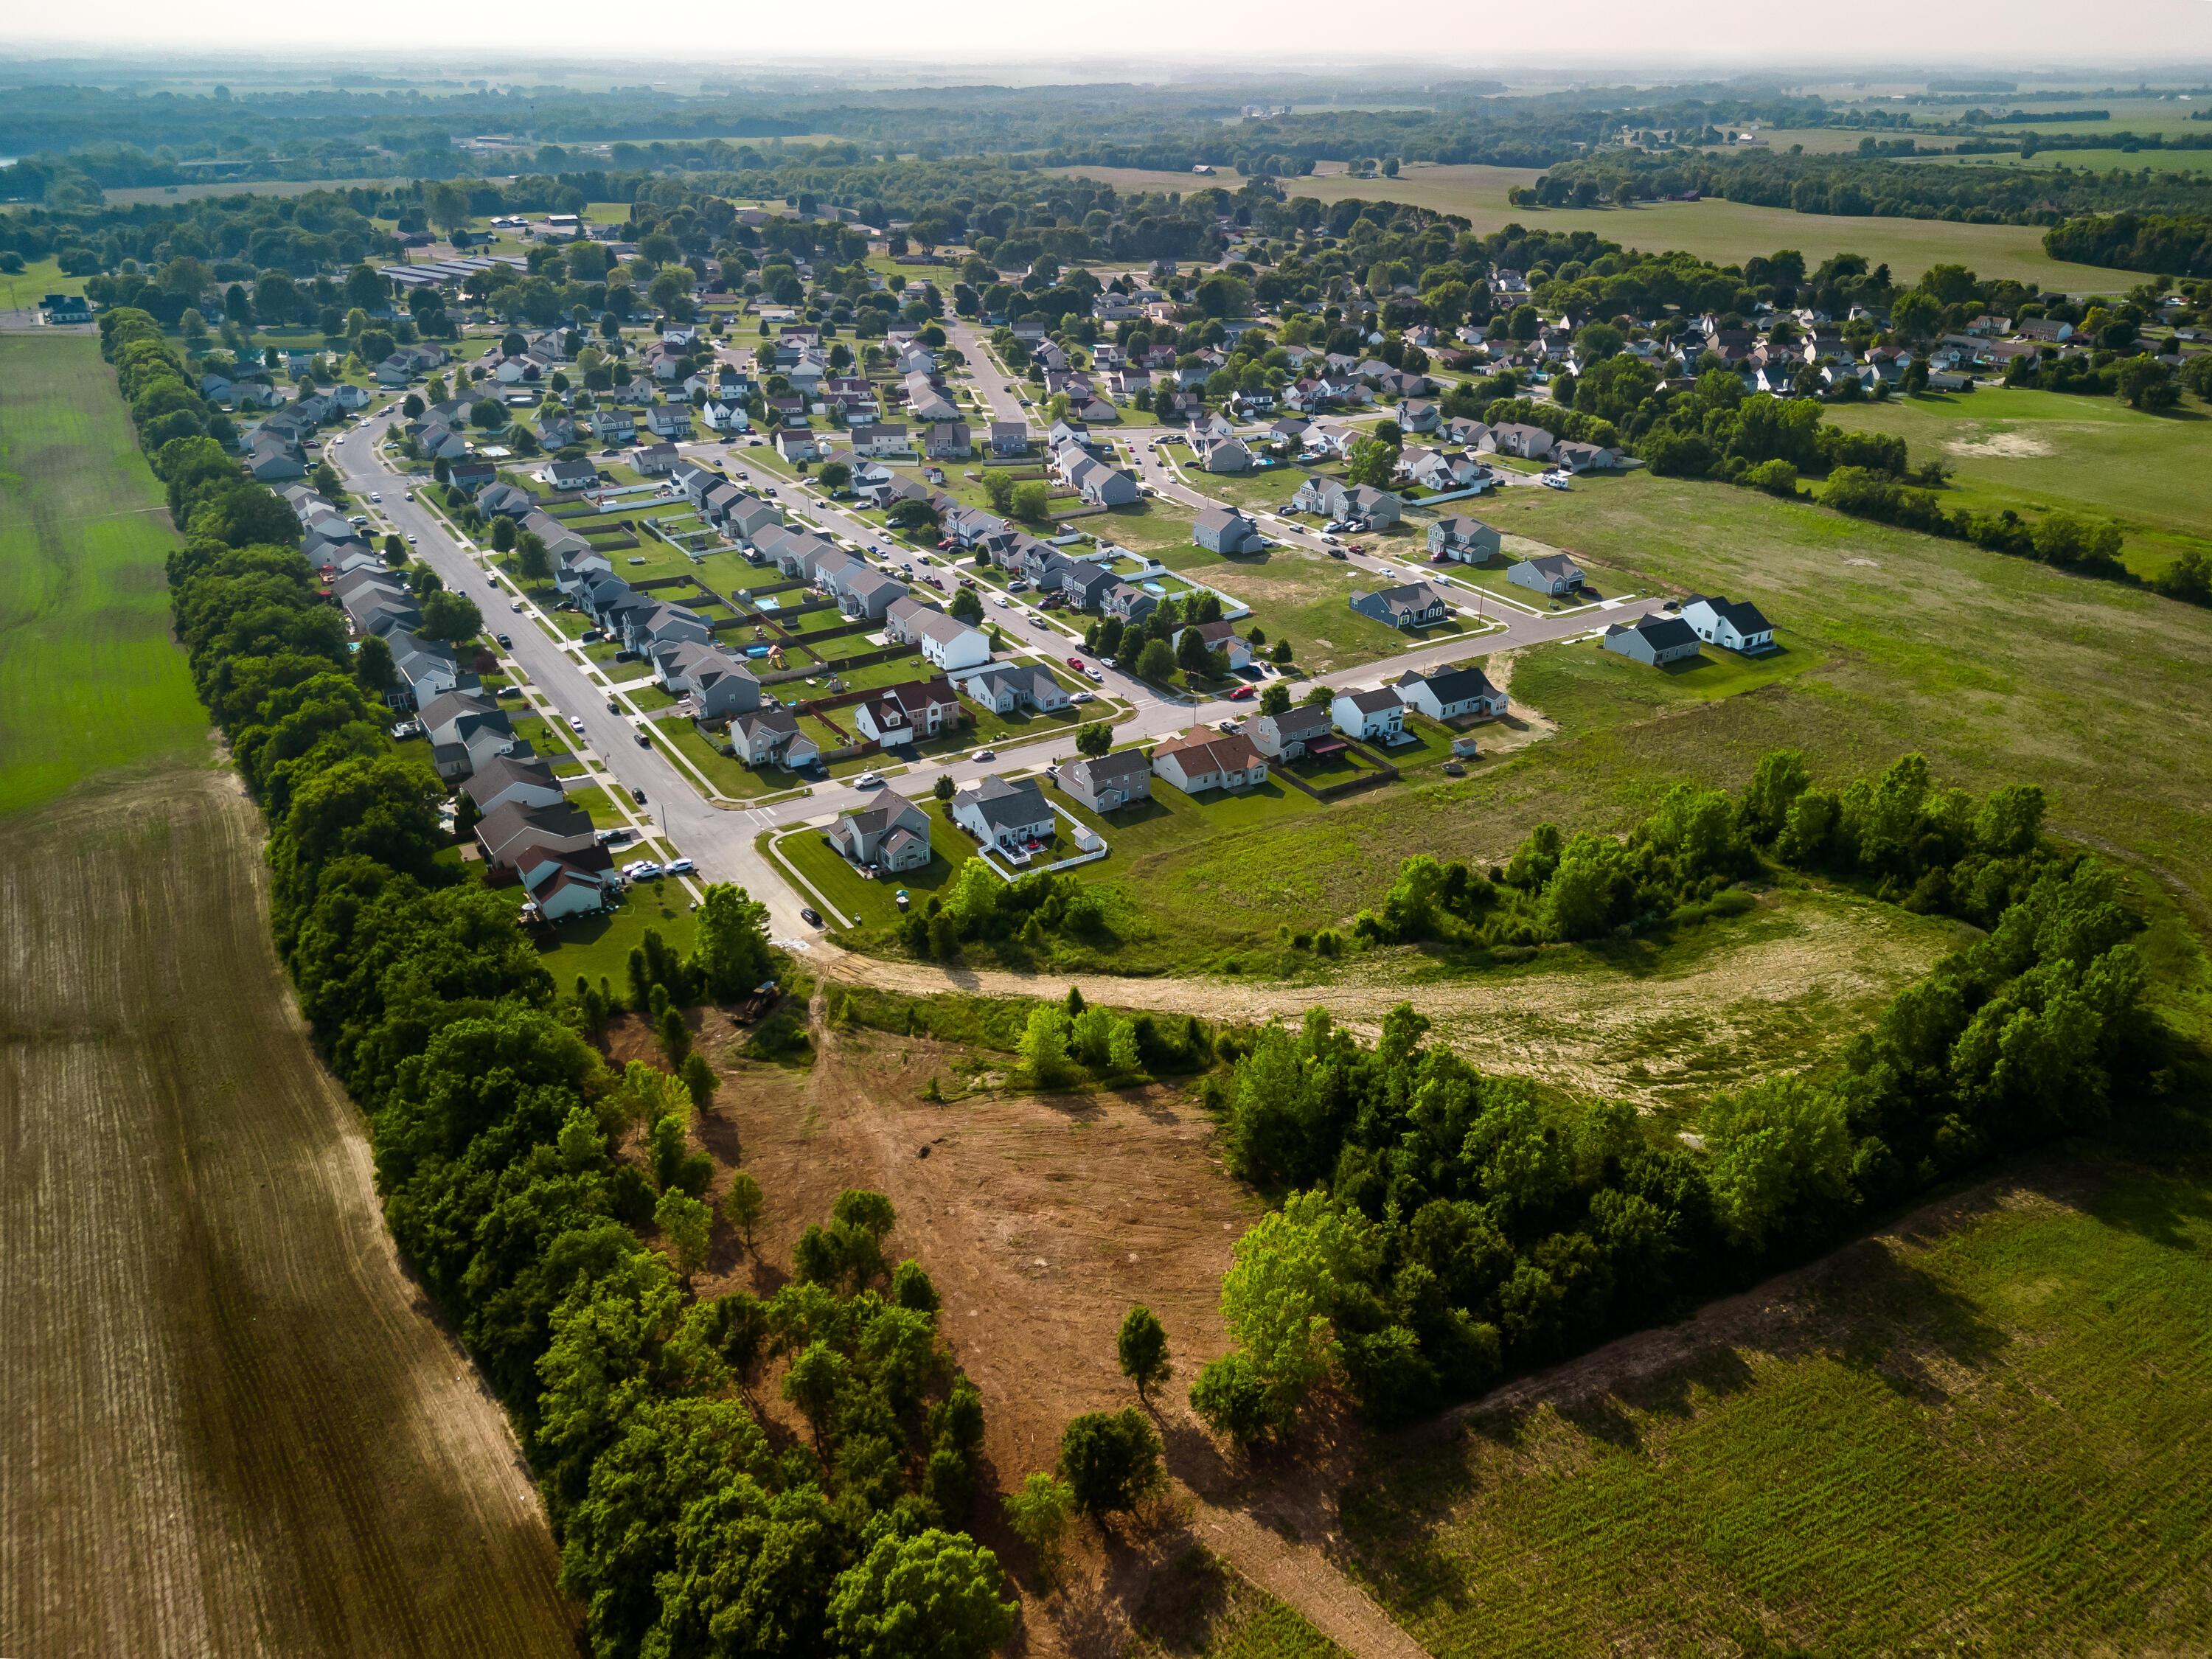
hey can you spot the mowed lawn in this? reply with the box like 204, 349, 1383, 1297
1340, 1156, 2212, 1655
1825, 384, 2212, 580
1058, 164, 2148, 290
0, 335, 212, 814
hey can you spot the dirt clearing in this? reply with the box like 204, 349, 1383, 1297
0, 774, 574, 1659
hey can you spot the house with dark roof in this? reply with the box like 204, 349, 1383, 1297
1331, 686, 1406, 741
951, 775, 1055, 852
1349, 582, 1453, 630
1427, 515, 1502, 564
1396, 663, 1506, 722
1251, 700, 1332, 761
730, 706, 821, 769
465, 753, 565, 817
1507, 554, 1585, 597
831, 796, 933, 873
1680, 594, 1775, 654
853, 678, 961, 748
1061, 748, 1153, 813
1602, 612, 1703, 667
653, 640, 763, 719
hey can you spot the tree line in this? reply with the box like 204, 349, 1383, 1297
105, 305, 1019, 1659
1186, 752, 2182, 1440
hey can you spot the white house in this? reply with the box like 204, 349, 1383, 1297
1331, 686, 1405, 741
1680, 594, 1775, 653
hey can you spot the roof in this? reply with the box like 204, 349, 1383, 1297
1435, 515, 1495, 540
841, 797, 930, 838
1069, 747, 1151, 783
1341, 686, 1402, 714
1193, 504, 1251, 536
1366, 581, 1450, 612
1264, 701, 1332, 736
1518, 553, 1583, 578
1399, 663, 1500, 704
476, 799, 594, 861
734, 706, 801, 740
1686, 594, 1774, 634
1620, 613, 1701, 650
955, 774, 1051, 832
464, 753, 559, 806
1155, 727, 1263, 774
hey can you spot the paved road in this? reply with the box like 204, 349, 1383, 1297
330, 379, 1661, 938
941, 320, 1036, 427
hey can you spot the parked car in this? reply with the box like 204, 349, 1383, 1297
496, 633, 512, 647
972, 748, 996, 762
607, 697, 622, 712
403, 490, 414, 501
1226, 684, 1256, 701
1065, 657, 1085, 672
369, 493, 381, 503
510, 600, 523, 612
800, 906, 824, 928
665, 858, 695, 876
856, 771, 884, 787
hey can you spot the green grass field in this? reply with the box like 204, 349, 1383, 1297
1826, 384, 2212, 580
1062, 164, 2150, 291
0, 335, 213, 815
1340, 1155, 2212, 1655
1, 256, 91, 306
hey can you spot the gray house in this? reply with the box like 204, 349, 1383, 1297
1060, 748, 1152, 813
1602, 612, 1703, 667
1427, 515, 1502, 564
1251, 701, 1332, 762
964, 664, 1071, 716
1350, 581, 1453, 630
1193, 505, 1264, 554
1507, 554, 1586, 597
831, 796, 933, 872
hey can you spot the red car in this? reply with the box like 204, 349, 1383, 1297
1066, 656, 1086, 672
1226, 684, 1256, 701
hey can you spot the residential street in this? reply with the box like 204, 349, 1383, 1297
334, 384, 1661, 938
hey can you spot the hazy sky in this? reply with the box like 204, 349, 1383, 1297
13, 0, 2212, 67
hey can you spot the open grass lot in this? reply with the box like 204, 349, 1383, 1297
1, 254, 92, 304
1085, 467, 2212, 964
1129, 1548, 1351, 1659
1061, 163, 2149, 290
1150, 541, 1449, 672
1927, 146, 2212, 175
532, 877, 698, 985
0, 340, 574, 1657
1339, 1155, 2212, 1655
1825, 384, 2212, 580
0, 337, 215, 815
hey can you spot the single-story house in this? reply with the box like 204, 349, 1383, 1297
951, 775, 1055, 852
1151, 728, 1268, 794
1395, 663, 1506, 721
1507, 554, 1585, 597
546, 456, 598, 491
1602, 612, 1703, 667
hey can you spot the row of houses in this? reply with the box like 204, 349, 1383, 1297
1601, 594, 1775, 666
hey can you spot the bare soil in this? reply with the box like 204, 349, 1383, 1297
0, 774, 574, 1659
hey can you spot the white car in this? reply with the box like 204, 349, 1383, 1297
369, 492, 381, 503
623, 860, 663, 881
972, 748, 996, 762
991, 593, 1009, 608
566, 715, 586, 734
1541, 473, 1571, 490
856, 771, 884, 787
664, 858, 695, 876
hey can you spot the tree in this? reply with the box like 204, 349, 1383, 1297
1345, 437, 1397, 490
1135, 638, 1177, 683
515, 529, 551, 582
818, 460, 852, 491
1057, 1408, 1162, 1517
680, 1051, 717, 1112
723, 1170, 765, 1251
1259, 681, 1290, 715
949, 585, 984, 624
1116, 1306, 1172, 1402
355, 632, 395, 694
933, 773, 956, 801
490, 515, 517, 552
1001, 1472, 1077, 1581
1215, 1190, 1381, 1425
1702, 1076, 1854, 1249
654, 1189, 712, 1279
782, 1339, 851, 1450
827, 1528, 1017, 1659
417, 588, 482, 643
689, 883, 772, 999
658, 1005, 691, 1065
1074, 721, 1112, 757
1175, 626, 1216, 680
383, 532, 408, 566
888, 497, 939, 535
981, 470, 1015, 512
1019, 1004, 1074, 1088
1010, 480, 1051, 521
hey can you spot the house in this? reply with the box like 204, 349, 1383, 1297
1349, 582, 1453, 630
633, 442, 681, 476
476, 799, 597, 877
1507, 554, 1586, 597
849, 422, 912, 458
1060, 748, 1152, 813
729, 706, 821, 769
1251, 701, 1332, 762
1602, 612, 1703, 667
1173, 619, 1252, 672
1680, 594, 1776, 654
477, 481, 535, 518
1331, 686, 1406, 741
964, 664, 1071, 716
644, 405, 692, 441
924, 423, 973, 461
1427, 516, 1502, 564
1290, 475, 1402, 527
951, 775, 1055, 852
1102, 581, 1158, 625
1150, 728, 1269, 794
853, 678, 961, 748
546, 456, 598, 492
988, 421, 1032, 458
386, 629, 469, 709
1057, 561, 1121, 613
1065, 453, 1139, 507
625, 600, 712, 656
1550, 440, 1623, 473
1395, 663, 1506, 721
1194, 434, 1253, 473
464, 753, 565, 817
915, 611, 992, 672
587, 408, 636, 444
830, 796, 933, 873
1399, 398, 1441, 434
653, 640, 764, 719
838, 567, 911, 622
1192, 505, 1264, 555
524, 860, 615, 922
1481, 422, 1555, 461
775, 428, 823, 465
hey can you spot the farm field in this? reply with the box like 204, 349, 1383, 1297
0, 336, 214, 815
1062, 164, 2151, 289
0, 336, 576, 1658
1339, 1155, 2212, 1655
1824, 383, 2212, 580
